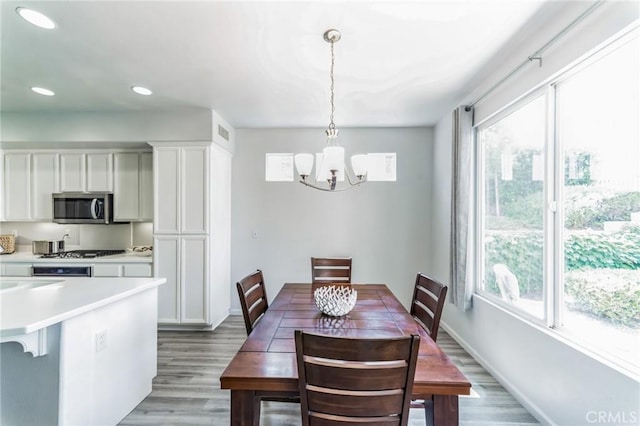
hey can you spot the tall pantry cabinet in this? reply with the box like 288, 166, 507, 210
150, 142, 231, 329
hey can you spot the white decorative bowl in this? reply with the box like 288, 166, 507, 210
313, 285, 357, 317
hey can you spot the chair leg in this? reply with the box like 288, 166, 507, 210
424, 396, 434, 426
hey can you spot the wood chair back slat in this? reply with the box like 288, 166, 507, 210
311, 257, 352, 284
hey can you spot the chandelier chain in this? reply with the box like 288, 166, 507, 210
328, 38, 335, 131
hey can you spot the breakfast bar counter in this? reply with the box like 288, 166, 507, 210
0, 276, 165, 426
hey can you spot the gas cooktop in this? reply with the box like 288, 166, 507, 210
39, 249, 125, 259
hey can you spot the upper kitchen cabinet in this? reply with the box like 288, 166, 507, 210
0, 149, 151, 223
113, 152, 153, 222
1, 153, 30, 221
0, 152, 59, 221
60, 153, 112, 192
153, 145, 208, 234
31, 153, 60, 220
140, 152, 153, 220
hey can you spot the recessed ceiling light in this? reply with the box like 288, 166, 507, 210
16, 7, 56, 29
31, 87, 55, 96
131, 86, 153, 96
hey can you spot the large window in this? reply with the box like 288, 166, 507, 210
476, 30, 639, 373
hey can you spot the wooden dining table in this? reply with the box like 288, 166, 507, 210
220, 283, 471, 426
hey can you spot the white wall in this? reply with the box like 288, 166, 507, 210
0, 109, 213, 146
469, 1, 639, 124
231, 127, 432, 311
431, 2, 640, 424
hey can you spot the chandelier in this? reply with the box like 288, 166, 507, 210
294, 29, 368, 192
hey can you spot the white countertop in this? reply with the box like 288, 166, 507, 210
0, 276, 165, 336
0, 252, 152, 263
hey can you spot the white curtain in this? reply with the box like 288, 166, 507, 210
450, 106, 474, 311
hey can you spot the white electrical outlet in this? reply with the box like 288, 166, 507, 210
95, 330, 108, 352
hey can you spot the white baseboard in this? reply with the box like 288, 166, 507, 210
229, 308, 242, 316
441, 322, 555, 426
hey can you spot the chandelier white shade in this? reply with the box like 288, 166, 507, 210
294, 29, 368, 192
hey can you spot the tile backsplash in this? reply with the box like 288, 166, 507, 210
0, 221, 152, 252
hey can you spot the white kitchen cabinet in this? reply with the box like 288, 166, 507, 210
60, 153, 86, 192
124, 263, 152, 277
154, 236, 180, 323
86, 153, 113, 192
181, 147, 208, 234
2, 153, 30, 221
153, 235, 208, 325
93, 264, 122, 277
153, 146, 207, 234
31, 153, 59, 220
0, 153, 4, 221
92, 262, 152, 277
114, 153, 140, 221
151, 141, 231, 329
113, 152, 153, 222
60, 152, 112, 193
181, 235, 208, 323
1, 263, 32, 277
154, 147, 180, 234
0, 152, 59, 222
139, 152, 153, 221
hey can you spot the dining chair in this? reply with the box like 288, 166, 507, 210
310, 257, 352, 284
236, 269, 270, 335
410, 272, 448, 342
295, 329, 420, 426
409, 272, 448, 425
236, 270, 300, 407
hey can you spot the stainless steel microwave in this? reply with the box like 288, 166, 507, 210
52, 192, 114, 224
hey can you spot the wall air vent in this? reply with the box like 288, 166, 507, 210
218, 125, 230, 142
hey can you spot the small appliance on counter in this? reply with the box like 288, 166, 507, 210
33, 240, 66, 255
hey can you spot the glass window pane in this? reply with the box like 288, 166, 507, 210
479, 94, 546, 319
558, 36, 640, 370
265, 153, 294, 181
367, 153, 397, 181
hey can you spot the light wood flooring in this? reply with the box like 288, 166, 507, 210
119, 315, 539, 426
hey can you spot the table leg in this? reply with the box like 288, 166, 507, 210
230, 390, 260, 426
432, 395, 459, 426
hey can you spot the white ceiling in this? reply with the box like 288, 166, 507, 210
1, 1, 551, 128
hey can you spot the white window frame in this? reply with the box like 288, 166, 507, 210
474, 88, 552, 329
265, 153, 294, 182
473, 25, 639, 376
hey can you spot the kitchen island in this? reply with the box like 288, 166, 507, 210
0, 276, 165, 426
